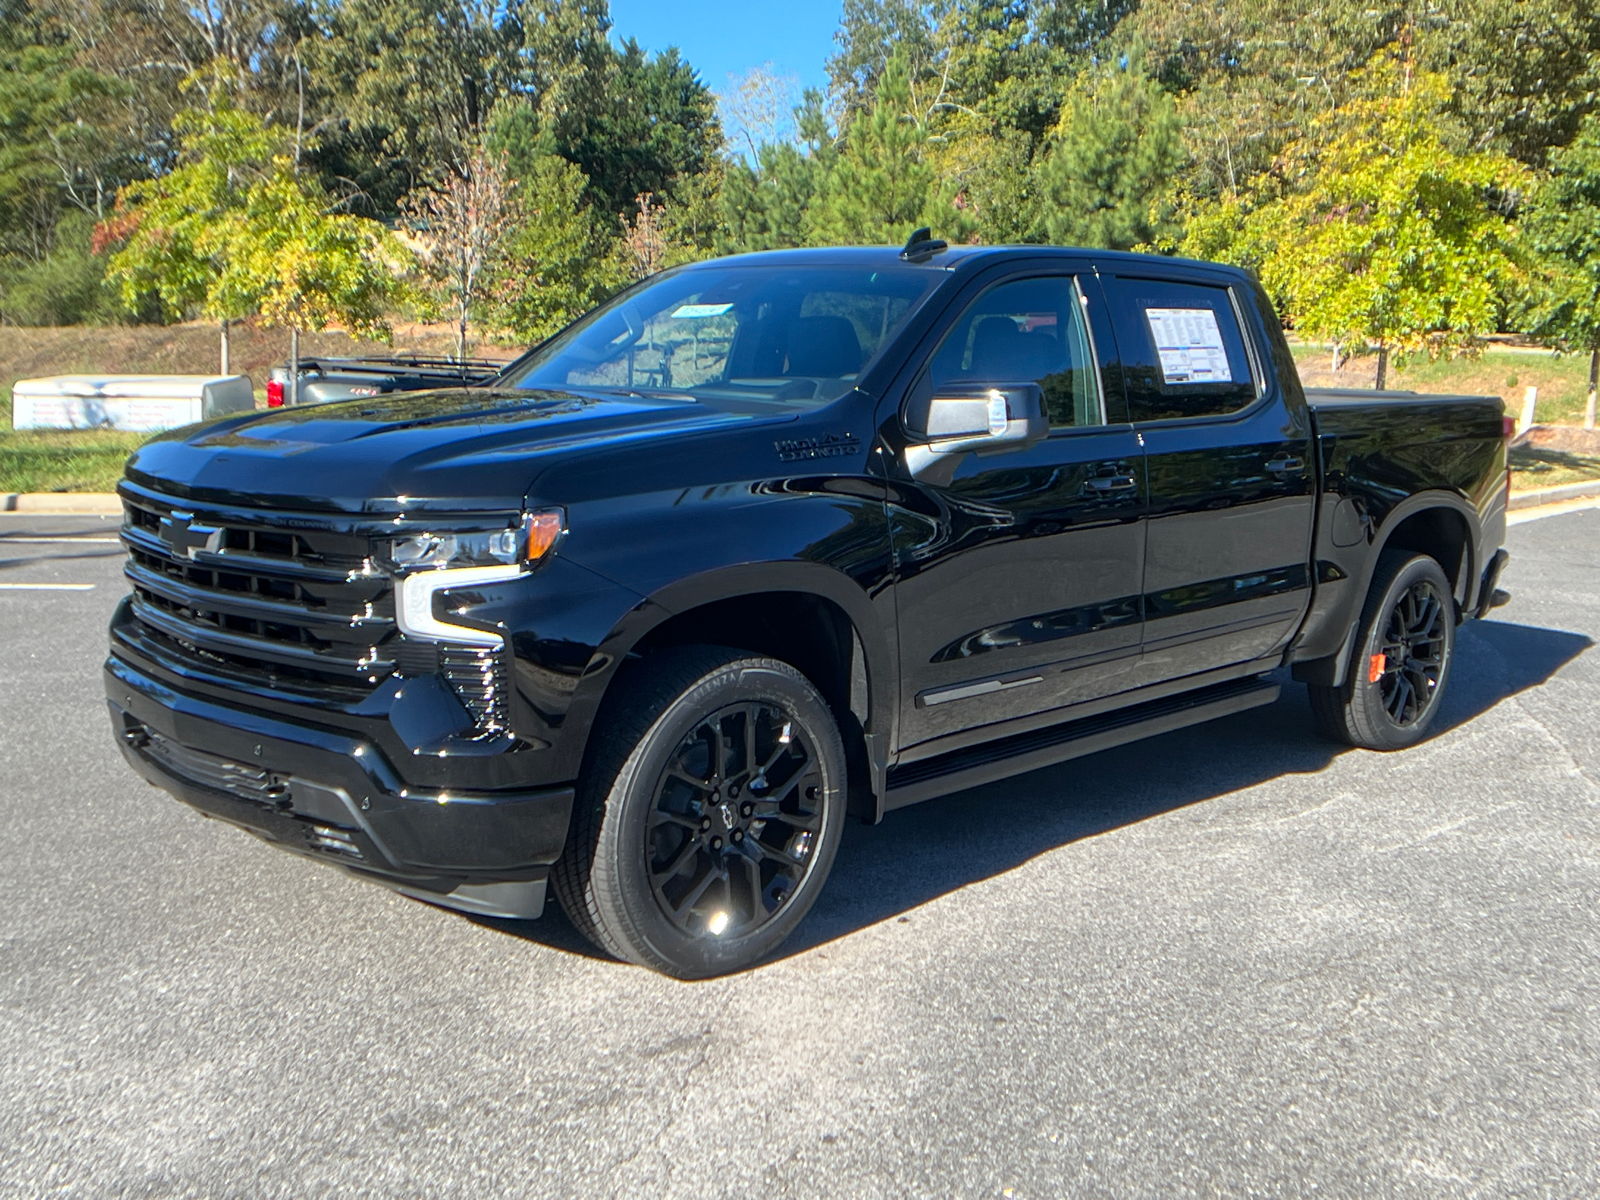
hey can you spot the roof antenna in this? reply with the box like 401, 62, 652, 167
900, 226, 948, 262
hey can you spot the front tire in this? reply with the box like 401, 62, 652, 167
1308, 550, 1457, 750
553, 646, 847, 978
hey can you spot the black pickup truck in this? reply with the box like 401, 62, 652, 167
106, 242, 1510, 977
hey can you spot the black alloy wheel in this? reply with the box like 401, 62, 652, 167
647, 702, 825, 940
1308, 549, 1457, 750
1372, 577, 1449, 727
553, 646, 846, 978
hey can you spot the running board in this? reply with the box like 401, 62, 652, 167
883, 677, 1281, 811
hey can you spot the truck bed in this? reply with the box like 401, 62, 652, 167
1304, 386, 1504, 413
1304, 387, 1507, 483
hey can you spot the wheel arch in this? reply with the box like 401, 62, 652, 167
1294, 490, 1481, 690
561, 561, 897, 818
1367, 491, 1480, 609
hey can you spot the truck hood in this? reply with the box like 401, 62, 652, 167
124, 388, 776, 513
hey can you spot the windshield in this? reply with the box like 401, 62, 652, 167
496, 263, 942, 409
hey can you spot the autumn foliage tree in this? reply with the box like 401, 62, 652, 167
100, 102, 278, 329
403, 144, 516, 361
102, 101, 402, 391
1224, 63, 1527, 387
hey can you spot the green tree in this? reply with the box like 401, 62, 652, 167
312, 0, 527, 192
101, 103, 280, 323
1126, 0, 1600, 214
1527, 111, 1600, 429
718, 90, 835, 252
1032, 59, 1184, 249
808, 52, 959, 246
826, 0, 946, 121
489, 151, 621, 343
0, 7, 144, 322
1233, 65, 1527, 387
544, 39, 723, 220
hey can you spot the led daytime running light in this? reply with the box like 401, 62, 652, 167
389, 510, 565, 646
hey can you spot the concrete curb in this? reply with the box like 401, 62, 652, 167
1507, 479, 1600, 511
1, 493, 122, 515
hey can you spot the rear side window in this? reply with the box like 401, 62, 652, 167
1101, 277, 1258, 422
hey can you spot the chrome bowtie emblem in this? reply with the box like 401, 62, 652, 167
719, 803, 735, 828
157, 511, 222, 560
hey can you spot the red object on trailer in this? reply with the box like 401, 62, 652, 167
266, 379, 285, 408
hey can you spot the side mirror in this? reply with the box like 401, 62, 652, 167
903, 381, 1047, 483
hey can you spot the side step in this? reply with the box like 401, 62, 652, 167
883, 676, 1281, 811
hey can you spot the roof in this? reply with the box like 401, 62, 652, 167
684, 243, 1246, 280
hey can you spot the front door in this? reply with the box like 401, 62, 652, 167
887, 272, 1147, 753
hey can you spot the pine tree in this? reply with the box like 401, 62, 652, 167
1033, 60, 1184, 250
808, 52, 952, 247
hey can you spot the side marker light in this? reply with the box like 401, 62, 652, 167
526, 510, 563, 562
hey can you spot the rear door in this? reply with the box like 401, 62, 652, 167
887, 268, 1147, 752
1098, 270, 1316, 683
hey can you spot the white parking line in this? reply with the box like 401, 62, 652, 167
0, 537, 121, 544
0, 583, 96, 591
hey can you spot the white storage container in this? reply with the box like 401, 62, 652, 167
10, 375, 256, 432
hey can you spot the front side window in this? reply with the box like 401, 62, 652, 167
496, 264, 941, 410
1100, 277, 1259, 422
925, 276, 1102, 428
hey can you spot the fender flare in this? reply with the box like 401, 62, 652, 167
553, 559, 900, 781
1301, 489, 1483, 689
1360, 489, 1483, 607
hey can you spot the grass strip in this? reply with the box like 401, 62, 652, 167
1509, 443, 1600, 491
0, 430, 146, 493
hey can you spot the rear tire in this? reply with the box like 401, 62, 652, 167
552, 646, 847, 978
1308, 550, 1456, 750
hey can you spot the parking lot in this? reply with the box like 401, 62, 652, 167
1, 507, 1597, 1197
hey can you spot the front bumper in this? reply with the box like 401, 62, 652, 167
106, 654, 574, 918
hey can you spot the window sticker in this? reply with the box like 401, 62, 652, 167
1144, 307, 1233, 385
670, 303, 734, 319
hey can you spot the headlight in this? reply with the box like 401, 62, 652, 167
389, 510, 564, 572
388, 510, 564, 647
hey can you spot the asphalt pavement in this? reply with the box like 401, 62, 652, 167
1, 508, 1597, 1198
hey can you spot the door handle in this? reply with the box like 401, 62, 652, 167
1083, 473, 1138, 495
1265, 455, 1305, 475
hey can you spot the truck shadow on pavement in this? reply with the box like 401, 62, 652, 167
479, 618, 1592, 966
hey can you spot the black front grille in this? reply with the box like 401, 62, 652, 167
119, 485, 398, 691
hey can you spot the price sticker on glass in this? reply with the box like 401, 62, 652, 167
1144, 307, 1233, 385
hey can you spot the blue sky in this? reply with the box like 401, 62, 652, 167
606, 0, 842, 95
